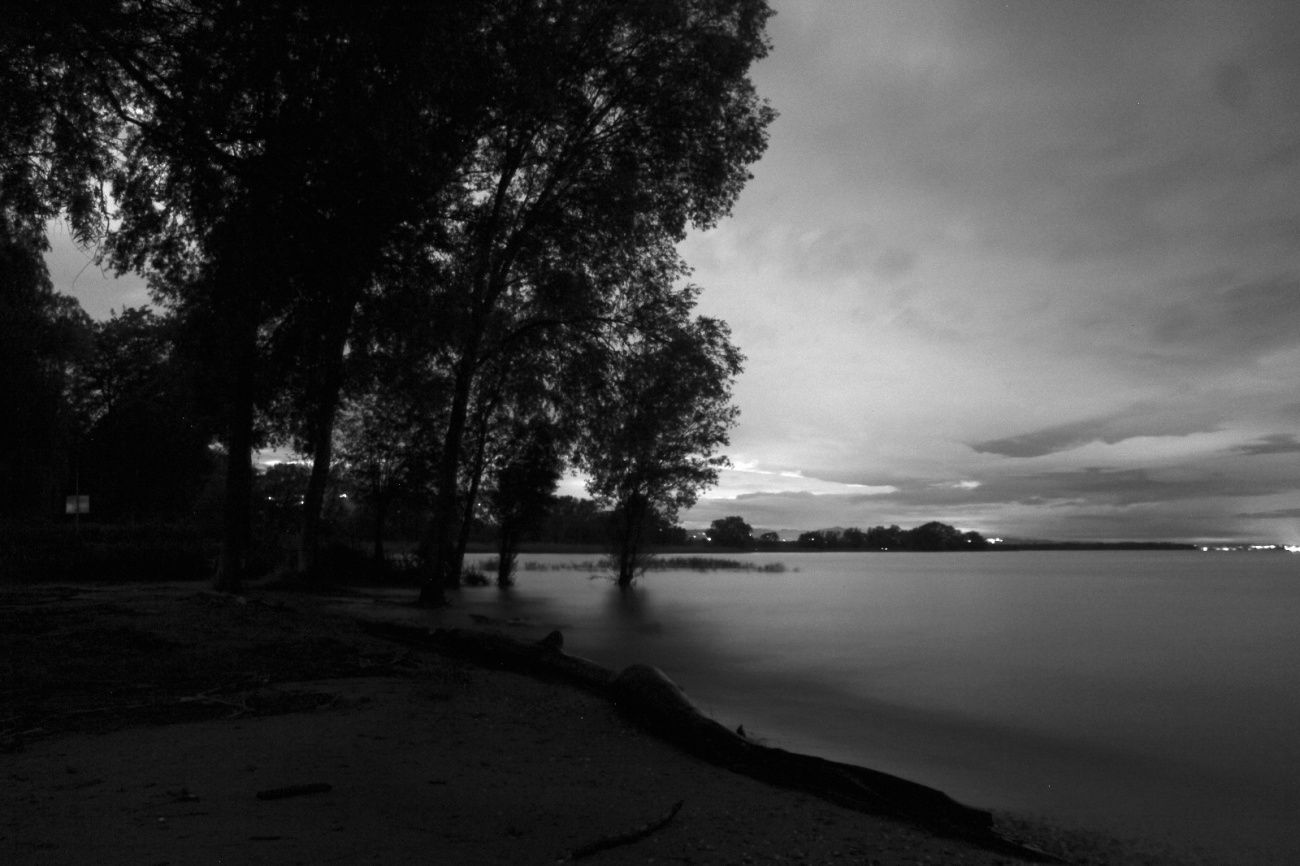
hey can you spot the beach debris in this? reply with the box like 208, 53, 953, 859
561, 799, 684, 861
255, 782, 332, 800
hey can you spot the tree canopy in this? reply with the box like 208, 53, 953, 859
2, 1, 773, 597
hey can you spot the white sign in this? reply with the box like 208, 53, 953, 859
65, 495, 90, 515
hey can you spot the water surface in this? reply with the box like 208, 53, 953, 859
444, 550, 1299, 863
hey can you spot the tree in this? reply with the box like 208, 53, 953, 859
708, 516, 753, 549
333, 389, 439, 564
68, 307, 214, 521
866, 525, 904, 550
7, 2, 501, 590
797, 530, 834, 550
484, 424, 563, 587
906, 521, 965, 552
415, 0, 774, 601
581, 302, 743, 588
0, 211, 90, 519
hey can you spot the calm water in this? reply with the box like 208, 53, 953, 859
445, 550, 1299, 863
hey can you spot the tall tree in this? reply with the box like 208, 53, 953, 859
417, 0, 774, 600
581, 296, 743, 588
483, 421, 564, 587
68, 306, 215, 521
0, 212, 91, 519
4, 1, 501, 589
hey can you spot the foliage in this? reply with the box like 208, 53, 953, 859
708, 516, 754, 549
415, 0, 775, 597
483, 425, 563, 587
67, 307, 216, 521
796, 522, 989, 551
0, 210, 91, 519
4, 2, 773, 599
581, 301, 744, 587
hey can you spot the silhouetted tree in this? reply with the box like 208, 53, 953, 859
416, 0, 774, 601
6, 2, 501, 590
866, 524, 905, 550
0, 212, 90, 519
708, 516, 754, 549
907, 521, 965, 551
841, 527, 866, 549
484, 424, 563, 587
69, 307, 214, 520
582, 303, 743, 588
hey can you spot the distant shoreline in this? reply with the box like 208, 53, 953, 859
493, 541, 1203, 555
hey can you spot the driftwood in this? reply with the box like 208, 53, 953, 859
358, 620, 1062, 863
562, 799, 684, 861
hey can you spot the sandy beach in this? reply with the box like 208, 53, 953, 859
0, 582, 1236, 865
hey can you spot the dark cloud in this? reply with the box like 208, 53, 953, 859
969, 408, 1219, 458
852, 466, 1294, 510
1147, 275, 1300, 364
1230, 434, 1300, 455
1234, 507, 1300, 519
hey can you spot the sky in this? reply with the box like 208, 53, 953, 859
48, 1, 1300, 544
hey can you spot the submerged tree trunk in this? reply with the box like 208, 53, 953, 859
496, 539, 517, 587
613, 493, 649, 590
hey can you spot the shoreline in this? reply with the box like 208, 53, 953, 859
0, 580, 1249, 864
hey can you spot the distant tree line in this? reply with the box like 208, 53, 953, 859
697, 517, 989, 551
797, 522, 988, 551
1, 1, 774, 595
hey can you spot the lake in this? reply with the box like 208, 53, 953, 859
443, 550, 1299, 864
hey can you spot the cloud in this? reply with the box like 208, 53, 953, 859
1230, 434, 1300, 456
1146, 275, 1300, 366
1234, 507, 1300, 519
969, 407, 1219, 458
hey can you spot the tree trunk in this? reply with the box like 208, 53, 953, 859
371, 493, 389, 563
297, 303, 354, 580
418, 353, 475, 604
614, 494, 647, 590
452, 465, 481, 582
496, 530, 517, 587
214, 325, 257, 593
450, 408, 492, 583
